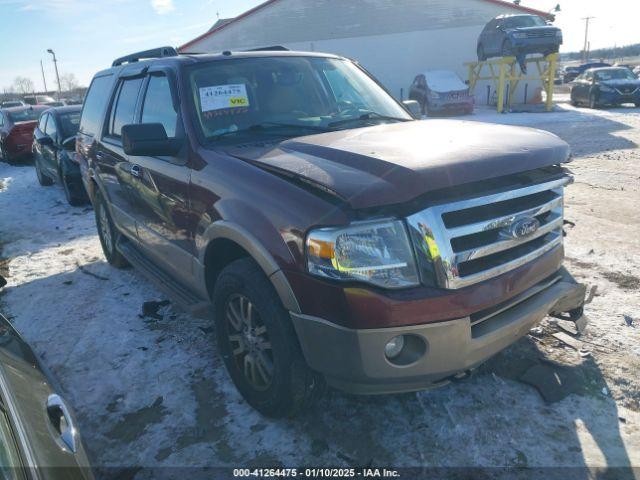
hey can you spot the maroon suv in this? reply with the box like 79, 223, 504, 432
78, 47, 587, 417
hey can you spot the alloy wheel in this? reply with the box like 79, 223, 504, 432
98, 203, 114, 254
225, 293, 274, 391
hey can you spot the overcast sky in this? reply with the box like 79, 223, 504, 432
0, 0, 637, 92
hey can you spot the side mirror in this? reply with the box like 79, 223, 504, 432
38, 135, 54, 146
62, 136, 76, 150
402, 100, 422, 119
122, 123, 182, 157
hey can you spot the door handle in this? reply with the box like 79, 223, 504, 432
46, 394, 78, 453
130, 164, 143, 178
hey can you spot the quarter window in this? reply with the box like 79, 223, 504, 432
79, 74, 113, 136
141, 75, 178, 138
110, 77, 143, 137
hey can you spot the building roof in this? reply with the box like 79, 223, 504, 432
209, 17, 234, 31
179, 0, 554, 52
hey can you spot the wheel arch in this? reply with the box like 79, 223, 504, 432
199, 221, 301, 314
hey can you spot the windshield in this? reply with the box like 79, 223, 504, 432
595, 69, 636, 81
7, 108, 42, 123
59, 111, 81, 137
187, 56, 411, 143
504, 15, 547, 28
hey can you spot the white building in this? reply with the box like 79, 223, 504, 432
179, 0, 552, 103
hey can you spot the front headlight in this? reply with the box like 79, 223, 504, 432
512, 32, 527, 39
428, 90, 441, 99
555, 30, 563, 38
599, 85, 615, 92
306, 220, 420, 289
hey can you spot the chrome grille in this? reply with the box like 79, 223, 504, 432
407, 177, 570, 289
525, 31, 556, 38
614, 86, 639, 95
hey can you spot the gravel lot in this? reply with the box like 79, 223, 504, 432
1, 103, 639, 479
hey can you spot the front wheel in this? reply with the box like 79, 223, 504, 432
213, 258, 325, 417
94, 190, 129, 268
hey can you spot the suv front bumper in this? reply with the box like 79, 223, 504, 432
291, 267, 586, 394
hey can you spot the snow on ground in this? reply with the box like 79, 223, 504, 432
0, 103, 639, 478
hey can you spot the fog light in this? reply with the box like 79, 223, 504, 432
384, 335, 405, 359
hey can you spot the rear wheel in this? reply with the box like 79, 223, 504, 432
501, 39, 514, 57
94, 190, 129, 268
0, 143, 11, 164
477, 44, 486, 61
213, 258, 324, 417
35, 154, 53, 186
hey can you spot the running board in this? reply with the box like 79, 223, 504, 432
116, 239, 212, 318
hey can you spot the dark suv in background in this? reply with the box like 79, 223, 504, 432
33, 105, 88, 205
477, 14, 562, 61
77, 46, 586, 417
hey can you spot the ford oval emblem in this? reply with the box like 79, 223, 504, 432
508, 217, 540, 239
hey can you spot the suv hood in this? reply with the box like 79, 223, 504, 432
228, 120, 570, 209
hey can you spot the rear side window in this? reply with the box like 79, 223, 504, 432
109, 77, 143, 137
79, 74, 113, 136
141, 75, 178, 137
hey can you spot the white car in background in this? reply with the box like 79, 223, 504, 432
409, 70, 474, 116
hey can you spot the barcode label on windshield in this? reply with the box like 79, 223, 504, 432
199, 84, 250, 112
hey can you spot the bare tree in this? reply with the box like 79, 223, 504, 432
59, 73, 79, 92
13, 76, 34, 95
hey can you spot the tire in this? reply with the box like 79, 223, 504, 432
213, 258, 325, 417
94, 189, 129, 268
501, 39, 513, 57
0, 143, 11, 164
570, 93, 579, 107
60, 160, 88, 206
589, 92, 600, 109
635, 102, 640, 108
35, 154, 54, 186
477, 44, 486, 61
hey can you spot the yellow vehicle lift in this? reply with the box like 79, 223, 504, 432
465, 53, 558, 113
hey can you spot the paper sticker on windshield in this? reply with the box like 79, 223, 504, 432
199, 84, 249, 112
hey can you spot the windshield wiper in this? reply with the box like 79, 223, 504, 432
328, 111, 410, 128
212, 122, 331, 140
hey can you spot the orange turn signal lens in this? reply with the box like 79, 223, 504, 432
307, 238, 334, 259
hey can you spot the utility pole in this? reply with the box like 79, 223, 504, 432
47, 49, 62, 99
581, 16, 595, 62
40, 60, 48, 93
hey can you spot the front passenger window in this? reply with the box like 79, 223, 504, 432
141, 75, 178, 138
109, 77, 143, 137
45, 114, 57, 139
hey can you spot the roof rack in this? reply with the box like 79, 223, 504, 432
112, 46, 178, 67
246, 45, 289, 52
